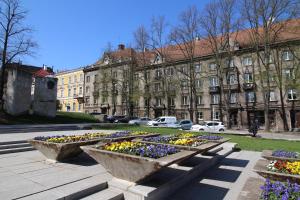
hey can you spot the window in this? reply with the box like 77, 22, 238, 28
154, 83, 161, 91
213, 111, 220, 120
69, 77, 71, 83
144, 99, 149, 107
85, 98, 90, 104
246, 91, 255, 103
73, 88, 76, 96
283, 69, 294, 79
180, 66, 188, 74
225, 58, 234, 68
195, 79, 202, 88
74, 75, 77, 83
181, 80, 188, 89
134, 73, 139, 80
268, 91, 276, 101
68, 88, 71, 97
182, 96, 189, 105
230, 93, 237, 103
209, 62, 216, 70
86, 76, 90, 83
212, 94, 220, 104
282, 50, 293, 61
288, 89, 297, 100
196, 95, 202, 105
244, 73, 253, 83
85, 86, 90, 94
166, 68, 174, 76
60, 89, 63, 97
155, 69, 162, 78
209, 77, 219, 86
197, 112, 203, 120
61, 78, 64, 85
168, 97, 175, 106
123, 70, 128, 78
78, 104, 81, 111
155, 97, 162, 106
195, 64, 202, 72
228, 74, 237, 85
94, 98, 98, 104
103, 84, 108, 91
80, 74, 83, 82
72, 103, 76, 111
94, 74, 98, 82
242, 57, 253, 66
102, 96, 107, 103
113, 71, 118, 78
144, 71, 150, 80
79, 87, 83, 95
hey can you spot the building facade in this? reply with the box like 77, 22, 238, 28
55, 68, 84, 112
83, 20, 300, 131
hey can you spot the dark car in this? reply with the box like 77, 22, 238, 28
106, 115, 126, 123
116, 116, 138, 123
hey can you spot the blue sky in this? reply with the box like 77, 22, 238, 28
22, 0, 210, 71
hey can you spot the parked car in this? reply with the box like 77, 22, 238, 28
191, 121, 225, 132
168, 119, 193, 130
147, 118, 160, 126
128, 117, 152, 125
106, 115, 126, 123
89, 112, 107, 122
116, 116, 138, 123
151, 116, 177, 127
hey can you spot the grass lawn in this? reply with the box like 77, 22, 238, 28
0, 111, 98, 125
93, 125, 300, 152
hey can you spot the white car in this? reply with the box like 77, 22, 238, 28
147, 116, 177, 127
192, 121, 225, 132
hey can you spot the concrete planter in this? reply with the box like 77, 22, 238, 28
81, 144, 198, 182
261, 150, 300, 162
28, 139, 103, 162
254, 159, 300, 184
103, 133, 160, 142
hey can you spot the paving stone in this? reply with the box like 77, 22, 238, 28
82, 188, 124, 200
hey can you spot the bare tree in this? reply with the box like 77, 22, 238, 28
169, 6, 201, 122
200, 0, 240, 127
242, 0, 299, 131
0, 0, 36, 110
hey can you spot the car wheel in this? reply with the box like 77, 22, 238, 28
219, 128, 224, 132
199, 129, 204, 131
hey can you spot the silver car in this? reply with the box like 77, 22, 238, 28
128, 117, 152, 125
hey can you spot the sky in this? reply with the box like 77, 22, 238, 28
22, 0, 210, 71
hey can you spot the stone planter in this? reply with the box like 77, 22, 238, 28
253, 159, 300, 184
81, 144, 198, 182
28, 139, 103, 162
261, 150, 300, 162
103, 133, 160, 142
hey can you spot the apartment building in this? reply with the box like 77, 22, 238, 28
84, 20, 300, 131
55, 68, 84, 112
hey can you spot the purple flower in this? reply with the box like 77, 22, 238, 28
272, 150, 298, 158
106, 131, 130, 138
197, 135, 223, 140
143, 136, 173, 143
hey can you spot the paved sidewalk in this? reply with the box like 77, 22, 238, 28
167, 151, 263, 200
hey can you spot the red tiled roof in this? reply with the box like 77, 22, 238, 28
34, 69, 54, 77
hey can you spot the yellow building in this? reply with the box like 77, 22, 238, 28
55, 68, 84, 112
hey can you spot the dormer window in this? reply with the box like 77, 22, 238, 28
104, 57, 110, 64
154, 54, 162, 64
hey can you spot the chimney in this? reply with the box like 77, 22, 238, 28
43, 64, 47, 70
118, 44, 125, 50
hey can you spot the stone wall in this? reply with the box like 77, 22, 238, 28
33, 77, 57, 118
4, 68, 32, 115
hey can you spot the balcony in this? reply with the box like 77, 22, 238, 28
223, 84, 240, 91
243, 83, 256, 90
209, 86, 220, 93
73, 94, 84, 103
153, 90, 165, 97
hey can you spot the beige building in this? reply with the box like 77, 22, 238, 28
55, 68, 84, 112
84, 20, 300, 131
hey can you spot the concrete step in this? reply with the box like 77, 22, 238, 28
0, 146, 35, 154
0, 140, 28, 145
0, 142, 31, 149
19, 176, 108, 200
82, 188, 124, 200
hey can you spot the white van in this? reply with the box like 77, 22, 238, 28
151, 116, 177, 127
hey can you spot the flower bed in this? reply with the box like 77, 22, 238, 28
142, 136, 206, 147
175, 132, 197, 138
267, 160, 300, 176
34, 132, 108, 143
260, 179, 300, 200
197, 135, 224, 141
262, 150, 300, 162
81, 142, 198, 182
254, 159, 300, 184
103, 141, 179, 159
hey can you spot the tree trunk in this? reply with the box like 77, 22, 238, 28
279, 87, 289, 131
